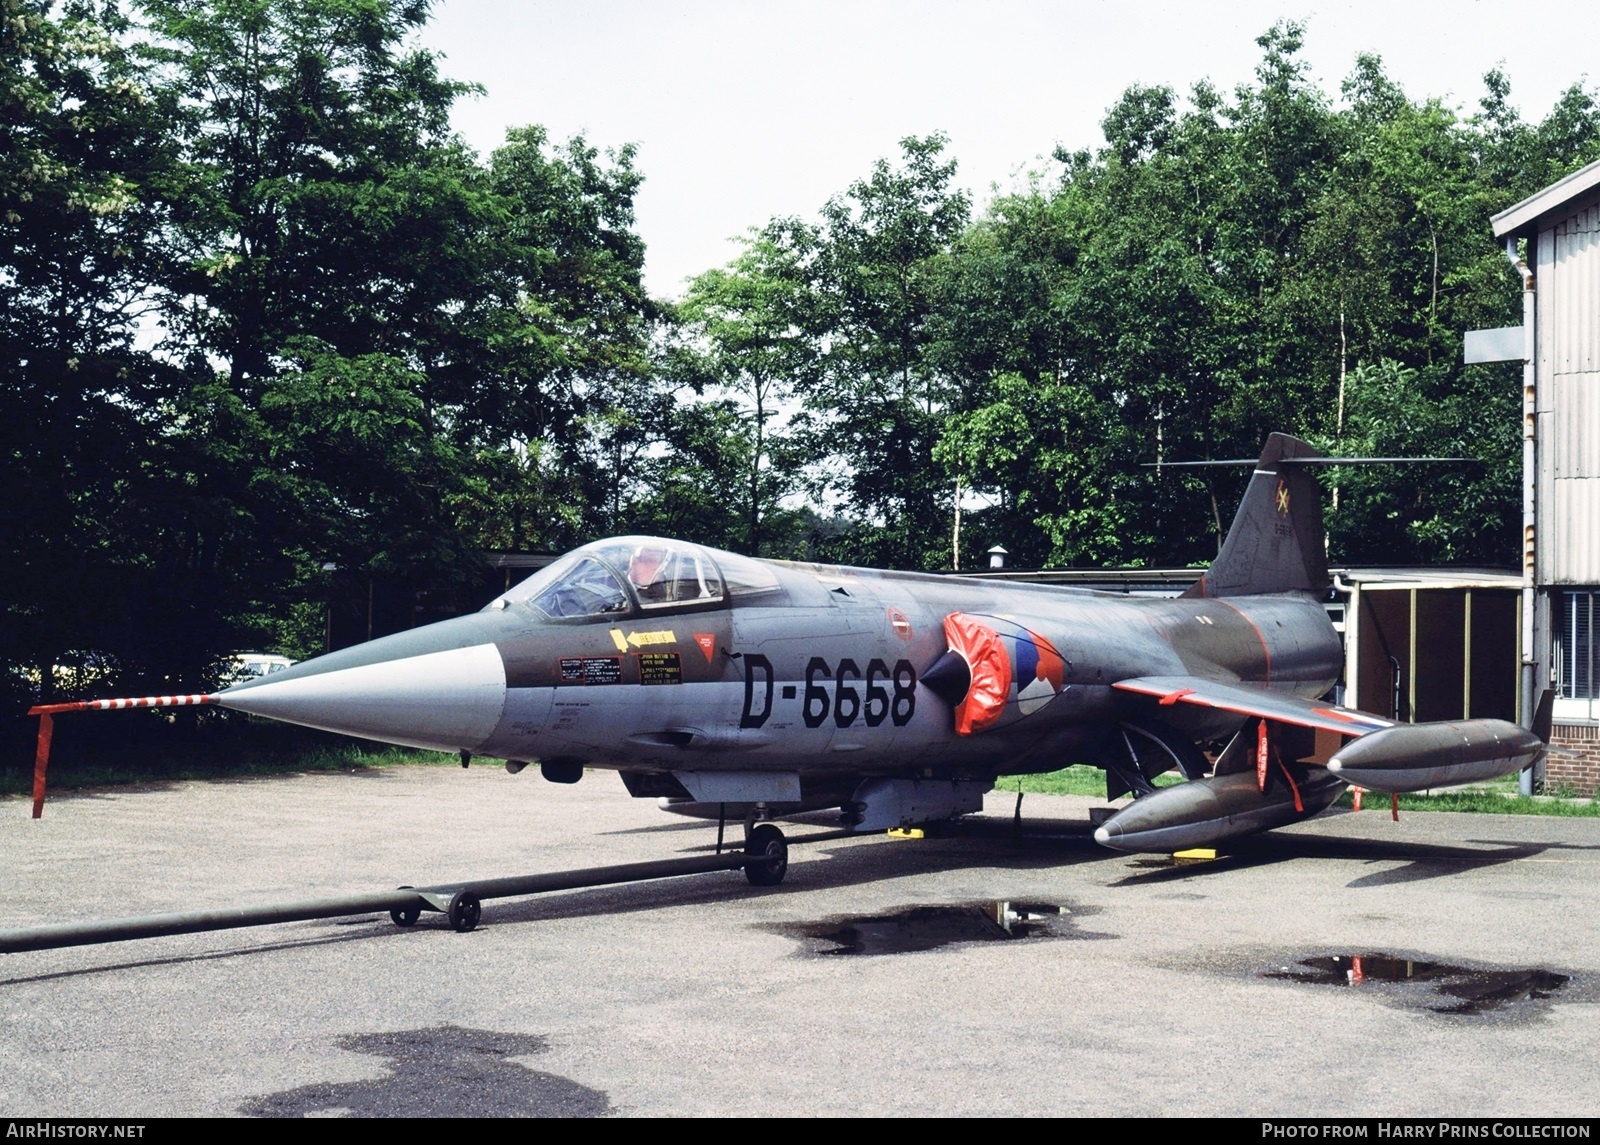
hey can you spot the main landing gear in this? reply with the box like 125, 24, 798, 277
710, 801, 789, 888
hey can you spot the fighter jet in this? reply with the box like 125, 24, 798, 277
29, 433, 1544, 869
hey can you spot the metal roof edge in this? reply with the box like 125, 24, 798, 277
955, 564, 1521, 591
1334, 566, 1522, 590
952, 567, 1202, 583
1492, 158, 1600, 238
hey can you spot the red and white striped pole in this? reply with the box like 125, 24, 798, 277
25, 695, 217, 818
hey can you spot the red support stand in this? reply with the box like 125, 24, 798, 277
32, 713, 54, 820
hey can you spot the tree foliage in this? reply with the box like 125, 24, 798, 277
672, 233, 813, 556
927, 23, 1600, 570
7, 9, 1599, 718
3, 0, 662, 708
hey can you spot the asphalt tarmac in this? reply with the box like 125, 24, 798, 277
4, 764, 1599, 1118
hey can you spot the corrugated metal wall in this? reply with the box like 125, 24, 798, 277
1538, 200, 1600, 583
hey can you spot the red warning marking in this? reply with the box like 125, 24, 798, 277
1275, 757, 1303, 812
1256, 720, 1270, 792
693, 633, 716, 662
1310, 707, 1391, 730
887, 607, 913, 641
1158, 687, 1195, 706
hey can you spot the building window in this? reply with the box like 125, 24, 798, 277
1558, 590, 1600, 700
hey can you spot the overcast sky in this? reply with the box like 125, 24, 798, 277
422, 0, 1599, 300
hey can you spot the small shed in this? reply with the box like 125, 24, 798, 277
1336, 569, 1520, 725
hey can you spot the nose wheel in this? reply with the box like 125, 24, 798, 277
389, 885, 421, 927
744, 823, 788, 886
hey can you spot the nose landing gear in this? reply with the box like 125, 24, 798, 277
744, 823, 789, 886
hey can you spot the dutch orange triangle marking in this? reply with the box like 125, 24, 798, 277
694, 633, 715, 662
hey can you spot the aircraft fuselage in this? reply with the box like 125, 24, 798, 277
220, 545, 1342, 791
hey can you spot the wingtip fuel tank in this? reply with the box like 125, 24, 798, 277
1092, 770, 1347, 854
1326, 720, 1545, 793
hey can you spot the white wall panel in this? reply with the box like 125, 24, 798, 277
1549, 472, 1600, 583
1540, 208, 1600, 582
1552, 205, 1600, 375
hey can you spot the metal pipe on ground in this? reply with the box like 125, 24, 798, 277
0, 852, 753, 955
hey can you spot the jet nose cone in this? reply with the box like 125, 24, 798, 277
219, 618, 511, 753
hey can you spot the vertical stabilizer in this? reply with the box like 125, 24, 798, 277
1185, 434, 1327, 599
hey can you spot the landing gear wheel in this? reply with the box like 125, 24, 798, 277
744, 823, 788, 887
390, 886, 420, 928
447, 889, 481, 932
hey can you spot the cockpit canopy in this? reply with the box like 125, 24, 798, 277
492, 536, 780, 620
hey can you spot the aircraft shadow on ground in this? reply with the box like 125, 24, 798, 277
1106, 832, 1549, 888
449, 820, 1116, 930
0, 814, 1120, 981
0, 930, 380, 988
1466, 837, 1600, 852
3, 817, 1560, 981
597, 817, 715, 837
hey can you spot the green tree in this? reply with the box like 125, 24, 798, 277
1, 0, 199, 702
927, 25, 1597, 571
449, 126, 659, 552
674, 233, 811, 555
791, 134, 971, 569
140, 0, 480, 389
137, 1, 664, 650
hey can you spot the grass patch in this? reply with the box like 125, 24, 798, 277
1003, 765, 1600, 817
1, 715, 447, 799
1003, 766, 1178, 798
1331, 787, 1600, 817
11, 715, 1597, 819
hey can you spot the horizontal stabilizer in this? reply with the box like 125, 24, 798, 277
1326, 720, 1544, 793
1152, 457, 1470, 468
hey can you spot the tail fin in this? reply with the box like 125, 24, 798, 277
1185, 433, 1327, 599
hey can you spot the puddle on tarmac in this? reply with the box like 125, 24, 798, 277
773, 901, 1103, 956
1265, 953, 1573, 1015
241, 1026, 611, 1118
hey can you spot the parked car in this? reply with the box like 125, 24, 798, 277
223, 653, 296, 684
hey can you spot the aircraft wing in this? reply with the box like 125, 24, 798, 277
1112, 674, 1542, 795
1112, 675, 1394, 737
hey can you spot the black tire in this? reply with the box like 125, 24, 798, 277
744, 823, 788, 886
447, 889, 482, 932
390, 886, 420, 927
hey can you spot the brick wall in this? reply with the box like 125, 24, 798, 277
1549, 724, 1600, 796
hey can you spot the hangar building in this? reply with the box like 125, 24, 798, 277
1491, 158, 1600, 797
